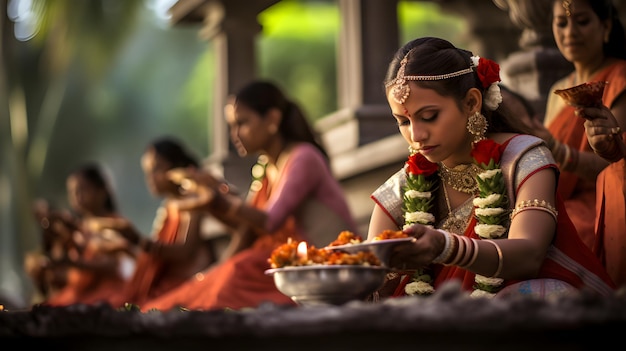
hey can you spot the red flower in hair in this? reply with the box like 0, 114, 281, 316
406, 153, 438, 177
475, 57, 501, 89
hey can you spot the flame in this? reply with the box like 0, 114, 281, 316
297, 241, 308, 263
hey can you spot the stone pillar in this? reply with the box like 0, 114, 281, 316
174, 0, 280, 193
319, 0, 400, 163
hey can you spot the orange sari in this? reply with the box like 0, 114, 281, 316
593, 156, 626, 288
109, 204, 188, 307
138, 177, 300, 311
547, 61, 626, 249
43, 241, 130, 307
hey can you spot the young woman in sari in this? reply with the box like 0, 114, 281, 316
137, 80, 359, 311
526, 0, 626, 250
38, 163, 135, 307
368, 37, 615, 299
96, 138, 216, 308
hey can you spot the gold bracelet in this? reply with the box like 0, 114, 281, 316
483, 239, 503, 278
459, 237, 479, 268
510, 199, 558, 222
446, 234, 466, 266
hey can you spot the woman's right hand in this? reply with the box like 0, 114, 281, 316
166, 168, 231, 212
386, 224, 446, 270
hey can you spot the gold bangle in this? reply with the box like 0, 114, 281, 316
460, 238, 479, 268
483, 239, 503, 278
510, 199, 558, 222
446, 234, 466, 266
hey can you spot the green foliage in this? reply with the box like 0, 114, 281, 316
399, 1, 467, 46
256, 0, 466, 121
258, 1, 339, 120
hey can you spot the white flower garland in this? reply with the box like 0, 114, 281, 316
471, 163, 507, 297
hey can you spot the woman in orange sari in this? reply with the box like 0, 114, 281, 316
97, 137, 216, 308
39, 163, 135, 307
528, 0, 626, 250
138, 80, 360, 311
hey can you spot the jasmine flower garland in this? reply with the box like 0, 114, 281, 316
469, 139, 508, 297
399, 140, 510, 298
402, 152, 438, 296
402, 152, 438, 229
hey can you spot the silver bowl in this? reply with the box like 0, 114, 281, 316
265, 265, 389, 306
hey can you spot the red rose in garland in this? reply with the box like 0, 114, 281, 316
406, 153, 439, 176
471, 139, 504, 168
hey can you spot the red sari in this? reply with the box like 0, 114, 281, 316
371, 135, 615, 297
547, 61, 626, 249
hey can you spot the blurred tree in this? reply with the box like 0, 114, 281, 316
1, 0, 142, 307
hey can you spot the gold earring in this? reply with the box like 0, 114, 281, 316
408, 146, 418, 155
467, 111, 488, 145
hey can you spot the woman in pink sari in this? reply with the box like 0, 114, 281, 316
138, 80, 359, 311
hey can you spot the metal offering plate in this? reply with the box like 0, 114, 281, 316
265, 265, 389, 306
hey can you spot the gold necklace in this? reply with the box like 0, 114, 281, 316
438, 162, 480, 194
440, 184, 469, 234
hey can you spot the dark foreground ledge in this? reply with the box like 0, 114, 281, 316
2, 283, 626, 350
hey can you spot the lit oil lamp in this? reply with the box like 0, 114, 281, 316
296, 241, 308, 264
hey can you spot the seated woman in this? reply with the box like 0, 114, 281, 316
35, 163, 135, 307
368, 37, 615, 300
95, 137, 216, 308
137, 80, 360, 311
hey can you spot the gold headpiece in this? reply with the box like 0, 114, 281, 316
385, 50, 474, 105
562, 0, 572, 17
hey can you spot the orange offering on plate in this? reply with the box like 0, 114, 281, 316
554, 81, 608, 108
373, 229, 409, 240
328, 231, 363, 246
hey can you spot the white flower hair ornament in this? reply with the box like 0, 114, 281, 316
471, 55, 502, 111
